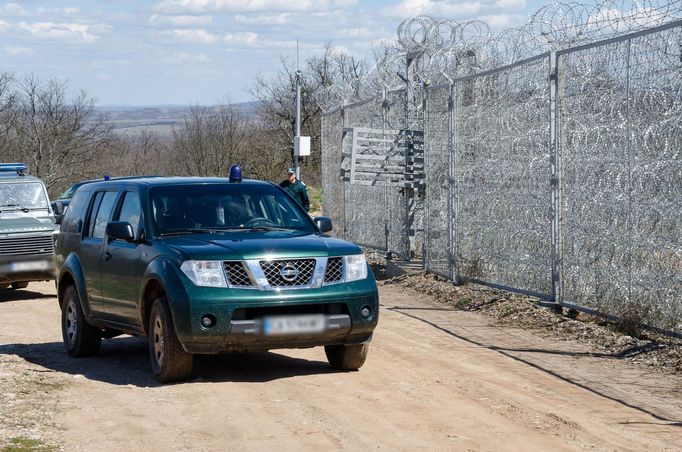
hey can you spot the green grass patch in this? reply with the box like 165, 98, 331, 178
2, 436, 55, 452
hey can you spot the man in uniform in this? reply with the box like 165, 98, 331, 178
279, 167, 310, 212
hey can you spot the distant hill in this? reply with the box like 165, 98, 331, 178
96, 101, 261, 137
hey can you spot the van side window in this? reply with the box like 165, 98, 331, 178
90, 192, 119, 239
116, 192, 142, 234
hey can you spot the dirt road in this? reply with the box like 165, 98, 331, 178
1, 281, 681, 451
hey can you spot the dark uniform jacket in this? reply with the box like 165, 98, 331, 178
279, 179, 310, 212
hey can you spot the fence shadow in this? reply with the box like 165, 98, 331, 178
387, 306, 682, 426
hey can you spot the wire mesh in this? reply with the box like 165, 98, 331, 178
321, 110, 344, 237
454, 56, 553, 294
424, 84, 452, 277
559, 23, 682, 331
319, 4, 682, 334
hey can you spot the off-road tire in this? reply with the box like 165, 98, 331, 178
11, 282, 28, 289
148, 297, 193, 383
61, 285, 101, 357
324, 343, 369, 370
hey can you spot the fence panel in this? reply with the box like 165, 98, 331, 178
424, 84, 452, 277
453, 56, 552, 295
342, 95, 388, 251
385, 89, 411, 259
559, 24, 682, 332
321, 109, 345, 237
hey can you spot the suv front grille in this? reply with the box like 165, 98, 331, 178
0, 235, 54, 256
223, 261, 254, 287
324, 257, 343, 283
259, 259, 315, 287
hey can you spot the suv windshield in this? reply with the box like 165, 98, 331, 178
0, 182, 49, 209
150, 183, 316, 235
59, 182, 87, 200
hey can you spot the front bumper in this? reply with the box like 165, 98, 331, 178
0, 254, 56, 285
167, 274, 379, 354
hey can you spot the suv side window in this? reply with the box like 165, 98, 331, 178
115, 191, 142, 234
89, 191, 119, 239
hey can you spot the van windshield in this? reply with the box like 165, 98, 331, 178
0, 182, 49, 210
150, 183, 316, 235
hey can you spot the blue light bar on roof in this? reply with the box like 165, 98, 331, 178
0, 163, 27, 175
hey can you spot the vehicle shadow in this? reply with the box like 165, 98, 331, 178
0, 337, 338, 387
0, 288, 54, 302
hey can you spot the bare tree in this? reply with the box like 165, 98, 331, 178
169, 103, 249, 177
111, 130, 171, 176
3, 74, 114, 196
0, 72, 16, 155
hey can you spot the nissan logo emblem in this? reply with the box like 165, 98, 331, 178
279, 264, 299, 282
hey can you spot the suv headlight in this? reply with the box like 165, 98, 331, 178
344, 254, 367, 282
180, 260, 227, 287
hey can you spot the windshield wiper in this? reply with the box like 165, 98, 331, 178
241, 226, 301, 232
0, 204, 31, 212
159, 228, 216, 236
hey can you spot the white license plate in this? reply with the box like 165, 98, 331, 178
262, 314, 326, 336
10, 260, 50, 272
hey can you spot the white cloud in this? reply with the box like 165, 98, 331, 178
0, 20, 8, 31
341, 27, 376, 39
481, 13, 526, 27
149, 14, 213, 26
18, 22, 105, 43
164, 51, 211, 63
37, 7, 81, 16
154, 0, 357, 13
384, 0, 483, 18
233, 13, 291, 24
171, 28, 219, 43
221, 32, 296, 49
494, 0, 526, 9
5, 45, 33, 55
223, 31, 259, 45
1, 3, 28, 16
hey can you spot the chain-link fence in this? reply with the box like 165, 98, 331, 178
320, 7, 682, 335
558, 21, 682, 330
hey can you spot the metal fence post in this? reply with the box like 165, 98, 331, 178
448, 82, 458, 284
549, 51, 562, 307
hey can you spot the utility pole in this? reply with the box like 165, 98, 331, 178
293, 37, 310, 179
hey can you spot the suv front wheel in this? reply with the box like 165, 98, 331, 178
325, 343, 369, 370
61, 285, 101, 356
148, 297, 194, 383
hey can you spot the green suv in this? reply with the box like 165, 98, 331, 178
0, 163, 56, 290
55, 173, 379, 382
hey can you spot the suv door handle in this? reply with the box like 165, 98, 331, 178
103, 252, 112, 262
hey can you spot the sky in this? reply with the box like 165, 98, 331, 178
0, 0, 547, 106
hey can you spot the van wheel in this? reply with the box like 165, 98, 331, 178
11, 282, 28, 289
61, 285, 101, 356
148, 297, 193, 383
325, 343, 369, 370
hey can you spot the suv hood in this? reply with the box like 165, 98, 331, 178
161, 231, 362, 261
0, 215, 55, 236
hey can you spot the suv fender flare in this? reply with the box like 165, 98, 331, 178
140, 258, 191, 339
58, 253, 93, 317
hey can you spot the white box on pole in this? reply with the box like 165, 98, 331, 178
294, 136, 310, 156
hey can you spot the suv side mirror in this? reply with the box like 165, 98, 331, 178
52, 200, 64, 216
106, 221, 135, 242
314, 216, 333, 234
52, 201, 65, 225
